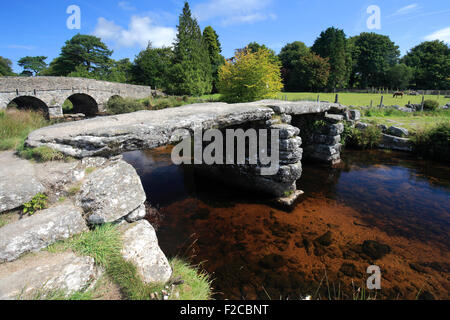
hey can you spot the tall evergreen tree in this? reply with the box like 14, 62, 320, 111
311, 27, 351, 90
170, 2, 212, 96
203, 26, 224, 93
0, 56, 14, 76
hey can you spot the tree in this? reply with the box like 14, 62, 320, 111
218, 48, 283, 103
350, 32, 400, 88
279, 41, 309, 90
169, 2, 212, 96
289, 52, 330, 92
49, 34, 113, 76
17, 56, 48, 76
0, 57, 14, 76
402, 40, 450, 90
245, 42, 278, 63
385, 63, 413, 90
311, 27, 351, 90
132, 44, 174, 90
203, 26, 224, 93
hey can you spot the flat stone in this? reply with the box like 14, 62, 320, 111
379, 134, 413, 152
275, 190, 304, 207
0, 251, 101, 300
349, 110, 361, 121
76, 160, 146, 225
119, 220, 172, 284
356, 122, 370, 130
0, 152, 45, 213
387, 126, 409, 137
324, 114, 344, 123
264, 100, 340, 115
0, 204, 88, 263
279, 137, 302, 151
270, 124, 300, 139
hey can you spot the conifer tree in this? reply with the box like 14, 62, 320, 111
170, 2, 212, 96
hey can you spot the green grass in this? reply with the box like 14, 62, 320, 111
47, 224, 213, 300
18, 145, 72, 163
275, 92, 450, 107
0, 109, 49, 151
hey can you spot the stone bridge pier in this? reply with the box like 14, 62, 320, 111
0, 77, 158, 119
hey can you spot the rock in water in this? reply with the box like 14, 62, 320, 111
76, 160, 146, 225
0, 152, 45, 213
0, 204, 88, 263
362, 240, 391, 260
0, 251, 101, 300
119, 220, 172, 283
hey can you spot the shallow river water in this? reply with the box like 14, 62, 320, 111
123, 148, 450, 300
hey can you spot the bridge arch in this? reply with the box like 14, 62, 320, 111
7, 96, 49, 119
63, 93, 98, 117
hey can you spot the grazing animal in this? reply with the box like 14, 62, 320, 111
393, 92, 404, 98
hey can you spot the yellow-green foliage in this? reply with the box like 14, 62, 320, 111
23, 193, 48, 215
19, 146, 67, 163
218, 48, 283, 103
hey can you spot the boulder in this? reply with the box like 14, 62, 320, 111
0, 152, 45, 213
362, 240, 391, 260
270, 124, 300, 139
377, 124, 388, 132
379, 134, 413, 152
76, 160, 146, 225
119, 220, 172, 284
387, 126, 409, 137
0, 204, 88, 263
0, 251, 101, 300
349, 110, 361, 121
125, 204, 147, 223
355, 122, 370, 130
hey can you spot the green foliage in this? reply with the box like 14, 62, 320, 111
423, 99, 439, 111
291, 52, 330, 92
132, 45, 174, 90
344, 125, 382, 149
169, 2, 212, 96
0, 109, 48, 151
18, 146, 68, 163
18, 56, 48, 76
23, 193, 48, 215
349, 32, 400, 88
218, 48, 283, 103
402, 40, 450, 90
385, 63, 414, 90
311, 27, 352, 89
411, 122, 450, 162
0, 56, 14, 76
203, 26, 225, 93
48, 34, 113, 76
245, 42, 279, 63
106, 96, 146, 115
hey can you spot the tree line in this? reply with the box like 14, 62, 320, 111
0, 1, 449, 93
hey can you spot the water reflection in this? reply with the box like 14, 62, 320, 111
123, 148, 450, 300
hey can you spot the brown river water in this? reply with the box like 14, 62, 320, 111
123, 148, 450, 300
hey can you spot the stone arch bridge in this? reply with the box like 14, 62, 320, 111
0, 77, 156, 118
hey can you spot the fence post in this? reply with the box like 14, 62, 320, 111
317, 94, 320, 102
335, 94, 339, 104
370, 100, 373, 108
379, 96, 384, 108
421, 95, 425, 112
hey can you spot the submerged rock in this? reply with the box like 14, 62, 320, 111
76, 160, 146, 225
379, 134, 413, 152
0, 251, 101, 300
119, 220, 172, 284
362, 240, 391, 260
0, 204, 88, 263
0, 152, 45, 213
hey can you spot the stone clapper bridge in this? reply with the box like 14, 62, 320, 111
24, 93, 349, 205
0, 76, 160, 119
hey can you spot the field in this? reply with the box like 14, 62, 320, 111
276, 92, 450, 107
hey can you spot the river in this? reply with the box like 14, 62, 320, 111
123, 148, 450, 300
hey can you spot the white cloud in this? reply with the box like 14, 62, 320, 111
93, 16, 176, 48
424, 27, 450, 43
6, 45, 36, 50
118, 1, 136, 11
193, 0, 275, 26
388, 4, 419, 17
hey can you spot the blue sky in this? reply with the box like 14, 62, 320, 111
1, 0, 449, 73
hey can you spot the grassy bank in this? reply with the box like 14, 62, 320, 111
0, 109, 49, 151
47, 224, 212, 301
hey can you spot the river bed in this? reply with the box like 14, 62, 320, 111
123, 148, 450, 300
